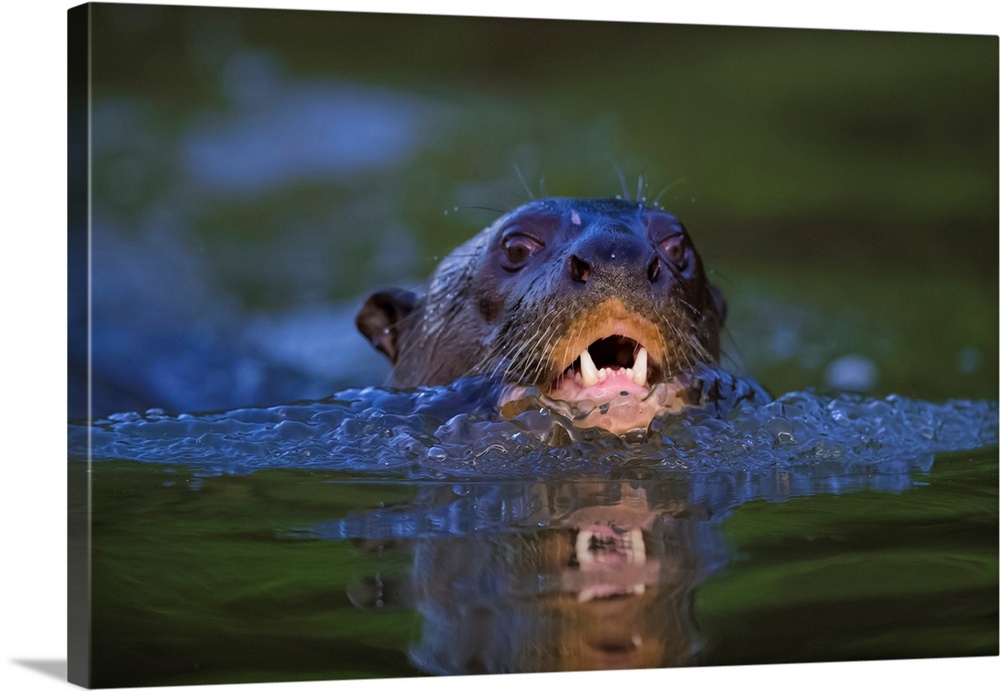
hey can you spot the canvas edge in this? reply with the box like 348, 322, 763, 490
67, 2, 92, 688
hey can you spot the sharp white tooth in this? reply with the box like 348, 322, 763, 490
598, 368, 608, 381
579, 349, 599, 387
625, 368, 634, 381
576, 530, 594, 563
629, 528, 646, 564
633, 347, 648, 387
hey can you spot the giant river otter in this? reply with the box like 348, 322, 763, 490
356, 197, 727, 436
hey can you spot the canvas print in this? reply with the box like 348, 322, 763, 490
67, 2, 998, 688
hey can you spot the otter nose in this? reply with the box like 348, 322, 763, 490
569, 253, 592, 283
567, 230, 660, 287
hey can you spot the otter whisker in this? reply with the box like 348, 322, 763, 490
495, 327, 548, 381
651, 178, 687, 209
478, 301, 553, 381
514, 164, 535, 201
357, 195, 730, 436
614, 165, 629, 201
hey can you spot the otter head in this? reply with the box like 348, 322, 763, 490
356, 198, 726, 436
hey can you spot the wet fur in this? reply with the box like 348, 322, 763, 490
357, 198, 725, 390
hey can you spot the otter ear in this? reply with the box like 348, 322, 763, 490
356, 288, 420, 363
709, 284, 727, 326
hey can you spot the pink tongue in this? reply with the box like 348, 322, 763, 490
552, 369, 647, 402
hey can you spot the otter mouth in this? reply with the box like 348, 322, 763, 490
498, 299, 691, 436
550, 335, 659, 402
570, 524, 649, 602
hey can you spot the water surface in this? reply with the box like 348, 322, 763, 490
69, 5, 998, 687
69, 377, 998, 684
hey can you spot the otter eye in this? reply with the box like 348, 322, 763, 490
502, 234, 543, 268
660, 235, 688, 269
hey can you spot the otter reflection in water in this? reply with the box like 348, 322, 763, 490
356, 198, 739, 436
328, 477, 723, 673
348, 198, 751, 670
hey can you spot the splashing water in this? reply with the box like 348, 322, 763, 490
68, 366, 998, 495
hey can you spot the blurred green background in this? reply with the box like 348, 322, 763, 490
72, 8, 999, 685
74, 3, 998, 416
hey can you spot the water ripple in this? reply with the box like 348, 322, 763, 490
68, 367, 998, 494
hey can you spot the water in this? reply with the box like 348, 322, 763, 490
73, 368, 995, 485
68, 5, 998, 687
68, 373, 998, 684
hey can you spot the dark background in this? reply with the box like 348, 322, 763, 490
70, 3, 998, 418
